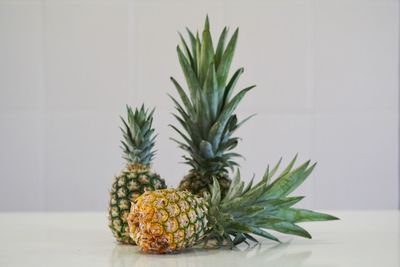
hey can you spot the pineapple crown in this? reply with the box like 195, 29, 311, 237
169, 16, 255, 177
120, 104, 157, 166
203, 155, 339, 247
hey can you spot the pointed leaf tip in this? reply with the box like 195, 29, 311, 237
326, 214, 340, 221
204, 15, 210, 30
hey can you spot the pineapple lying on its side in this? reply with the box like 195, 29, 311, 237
170, 16, 254, 197
128, 157, 339, 254
108, 105, 167, 244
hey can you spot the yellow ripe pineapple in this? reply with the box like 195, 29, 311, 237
108, 105, 167, 244
128, 157, 338, 253
128, 189, 208, 253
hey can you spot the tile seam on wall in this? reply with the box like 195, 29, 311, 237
394, 0, 400, 210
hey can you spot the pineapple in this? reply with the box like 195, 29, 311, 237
128, 157, 338, 253
108, 105, 167, 244
170, 16, 254, 196
128, 189, 208, 253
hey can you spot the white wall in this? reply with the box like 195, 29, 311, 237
0, 0, 398, 211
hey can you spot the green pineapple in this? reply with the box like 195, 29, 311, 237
108, 105, 167, 244
170, 16, 254, 196
128, 156, 339, 254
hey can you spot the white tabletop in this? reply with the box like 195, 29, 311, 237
0, 211, 398, 267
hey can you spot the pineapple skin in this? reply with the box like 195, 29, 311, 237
108, 165, 166, 244
128, 188, 208, 253
178, 171, 231, 197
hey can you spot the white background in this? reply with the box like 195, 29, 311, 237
0, 0, 398, 211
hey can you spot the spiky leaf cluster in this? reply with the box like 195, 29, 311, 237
170, 16, 255, 177
120, 105, 156, 166
204, 156, 338, 247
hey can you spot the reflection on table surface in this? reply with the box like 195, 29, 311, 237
110, 241, 320, 267
0, 211, 398, 267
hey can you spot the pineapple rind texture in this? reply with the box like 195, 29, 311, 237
108, 166, 166, 244
178, 171, 231, 197
128, 189, 208, 253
